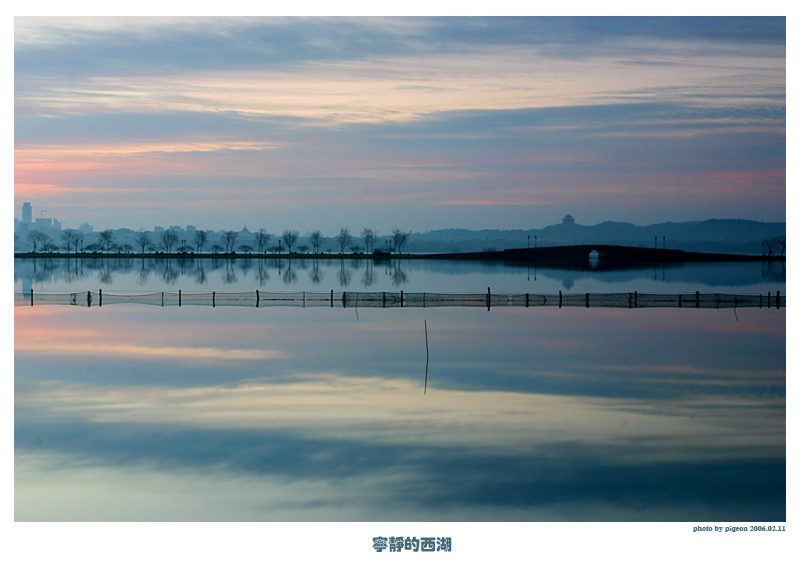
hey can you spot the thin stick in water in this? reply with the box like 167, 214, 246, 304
424, 319, 429, 395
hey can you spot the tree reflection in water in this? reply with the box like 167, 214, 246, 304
282, 261, 298, 285
160, 260, 179, 285
138, 258, 151, 286
362, 260, 376, 287
338, 261, 352, 287
309, 260, 324, 285
221, 260, 237, 285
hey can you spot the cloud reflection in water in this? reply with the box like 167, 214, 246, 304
14, 303, 785, 521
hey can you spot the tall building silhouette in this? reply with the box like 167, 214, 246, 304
22, 202, 32, 224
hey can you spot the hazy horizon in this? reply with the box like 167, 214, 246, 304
15, 17, 785, 232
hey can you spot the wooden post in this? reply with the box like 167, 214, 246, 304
634, 291, 637, 308
161, 291, 164, 307
342, 291, 346, 308
487, 287, 491, 311
99, 288, 102, 307
678, 294, 682, 308
777, 290, 780, 309
30, 288, 33, 307
303, 291, 306, 308
585, 293, 589, 308
525, 293, 529, 308
423, 292, 426, 308
331, 289, 334, 308
87, 291, 92, 307
256, 289, 260, 308
629, 292, 632, 308
559, 290, 562, 308
695, 291, 700, 309
383, 292, 386, 308
768, 292, 771, 309
401, 290, 404, 307
178, 289, 181, 307
213, 291, 215, 308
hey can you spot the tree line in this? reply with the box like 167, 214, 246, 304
17, 226, 411, 256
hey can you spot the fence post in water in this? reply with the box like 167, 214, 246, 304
585, 293, 589, 308
87, 291, 92, 308
629, 292, 632, 308
423, 292, 426, 308
768, 292, 771, 309
342, 291, 346, 308
331, 289, 334, 308
178, 289, 181, 307
401, 290, 404, 308
383, 292, 386, 308
526, 293, 529, 308
634, 291, 637, 308
695, 291, 700, 309
487, 287, 491, 311
99, 289, 102, 307
678, 294, 682, 308
559, 290, 562, 308
30, 288, 33, 307
161, 291, 164, 307
256, 289, 260, 308
777, 290, 780, 309
303, 291, 306, 308
213, 291, 215, 308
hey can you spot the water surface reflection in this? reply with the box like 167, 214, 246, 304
15, 304, 785, 521
15, 257, 786, 295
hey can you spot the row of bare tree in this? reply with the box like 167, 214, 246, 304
19, 226, 411, 255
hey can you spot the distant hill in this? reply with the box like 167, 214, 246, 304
407, 219, 785, 255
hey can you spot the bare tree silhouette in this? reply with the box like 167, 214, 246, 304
223, 231, 238, 253
282, 230, 299, 253
26, 230, 50, 252
256, 228, 271, 255
194, 230, 208, 254
161, 230, 179, 254
136, 230, 152, 253
361, 228, 377, 253
99, 230, 114, 253
336, 228, 352, 253
309, 230, 323, 254
391, 228, 408, 254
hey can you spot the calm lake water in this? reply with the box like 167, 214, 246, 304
15, 258, 785, 521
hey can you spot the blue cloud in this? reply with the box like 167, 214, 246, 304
15, 17, 785, 80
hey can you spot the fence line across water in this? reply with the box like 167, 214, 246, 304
15, 288, 784, 310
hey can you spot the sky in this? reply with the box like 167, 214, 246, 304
14, 16, 786, 234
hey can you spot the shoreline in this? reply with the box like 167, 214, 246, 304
14, 244, 786, 265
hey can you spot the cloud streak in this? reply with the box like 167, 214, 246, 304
14, 17, 786, 230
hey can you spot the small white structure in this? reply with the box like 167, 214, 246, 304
589, 249, 600, 268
